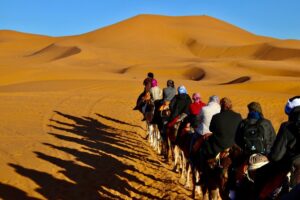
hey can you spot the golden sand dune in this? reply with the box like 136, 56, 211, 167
0, 14, 300, 199
188, 42, 300, 60
26, 43, 81, 61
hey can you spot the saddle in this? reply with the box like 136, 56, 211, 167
159, 101, 171, 118
166, 120, 180, 143
192, 133, 212, 153
142, 92, 151, 102
207, 148, 231, 169
159, 101, 170, 111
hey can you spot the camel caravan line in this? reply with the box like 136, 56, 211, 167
133, 72, 300, 200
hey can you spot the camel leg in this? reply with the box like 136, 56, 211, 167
149, 125, 154, 147
209, 189, 219, 200
180, 152, 187, 185
156, 126, 162, 155
173, 146, 181, 172
191, 165, 196, 199
195, 171, 201, 197
185, 163, 192, 188
153, 125, 157, 149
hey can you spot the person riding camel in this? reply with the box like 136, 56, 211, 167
203, 97, 242, 160
188, 93, 206, 130
133, 72, 155, 113
251, 96, 300, 199
134, 72, 157, 120
228, 101, 276, 199
159, 80, 176, 146
163, 80, 176, 103
168, 85, 192, 127
160, 80, 176, 112
143, 72, 154, 93
189, 95, 220, 157
197, 97, 241, 170
195, 95, 221, 137
268, 97, 300, 188
236, 101, 276, 157
195, 97, 242, 198
150, 79, 162, 102
146, 79, 163, 124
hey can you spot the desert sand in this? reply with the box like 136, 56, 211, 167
0, 14, 299, 199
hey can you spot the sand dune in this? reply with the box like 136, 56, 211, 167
187, 42, 300, 60
26, 43, 81, 61
0, 14, 300, 199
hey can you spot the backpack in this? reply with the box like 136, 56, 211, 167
241, 119, 265, 155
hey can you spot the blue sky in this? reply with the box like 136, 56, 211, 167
1, 0, 300, 39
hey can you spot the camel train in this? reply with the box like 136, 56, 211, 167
134, 73, 300, 200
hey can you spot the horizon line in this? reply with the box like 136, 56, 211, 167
0, 14, 298, 40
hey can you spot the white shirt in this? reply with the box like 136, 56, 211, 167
150, 86, 163, 101
197, 102, 221, 135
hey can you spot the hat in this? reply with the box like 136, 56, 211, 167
285, 96, 300, 115
151, 79, 158, 87
178, 85, 187, 94
248, 154, 269, 171
248, 102, 263, 114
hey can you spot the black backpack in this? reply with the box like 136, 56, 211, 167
241, 119, 265, 155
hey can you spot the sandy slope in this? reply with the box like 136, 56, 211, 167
0, 14, 300, 199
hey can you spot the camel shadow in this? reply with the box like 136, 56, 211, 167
0, 183, 40, 200
2, 111, 163, 199
95, 113, 145, 130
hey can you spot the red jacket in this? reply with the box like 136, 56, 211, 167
189, 101, 206, 116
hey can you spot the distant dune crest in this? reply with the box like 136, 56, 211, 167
26, 43, 81, 61
1, 14, 300, 87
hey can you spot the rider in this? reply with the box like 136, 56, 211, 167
235, 101, 276, 157
196, 95, 221, 137
134, 72, 155, 112
250, 97, 300, 199
168, 85, 192, 127
188, 93, 206, 129
143, 72, 154, 93
159, 80, 176, 146
203, 97, 242, 159
229, 102, 276, 199
268, 96, 300, 187
187, 93, 207, 158
150, 79, 162, 102
196, 97, 242, 197
190, 95, 221, 156
163, 80, 176, 103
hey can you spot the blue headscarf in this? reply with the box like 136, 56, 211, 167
248, 111, 262, 120
178, 85, 187, 94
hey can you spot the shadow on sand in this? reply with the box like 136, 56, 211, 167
1, 111, 164, 199
95, 113, 145, 131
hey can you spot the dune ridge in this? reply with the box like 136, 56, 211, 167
26, 43, 81, 61
187, 41, 300, 60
